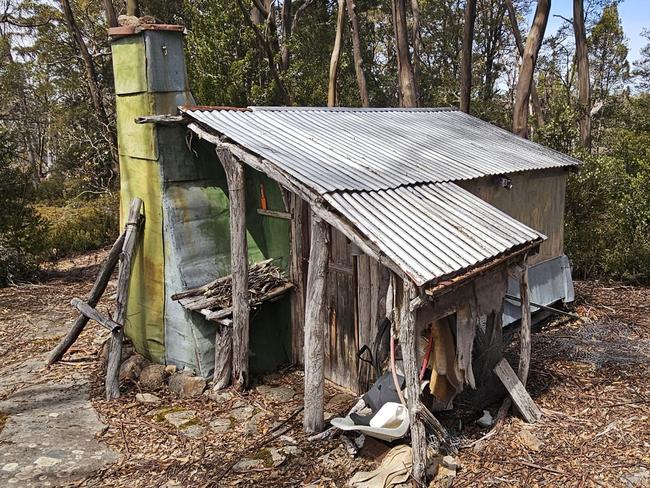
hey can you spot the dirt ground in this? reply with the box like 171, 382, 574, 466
0, 249, 649, 487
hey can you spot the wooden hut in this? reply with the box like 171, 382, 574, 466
107, 24, 580, 483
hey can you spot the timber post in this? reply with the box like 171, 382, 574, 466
303, 212, 330, 433
398, 277, 427, 485
106, 197, 143, 400
216, 147, 250, 391
517, 254, 532, 387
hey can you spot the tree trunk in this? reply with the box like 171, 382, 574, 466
216, 147, 250, 391
328, 0, 346, 107
346, 0, 370, 107
213, 325, 233, 390
391, 0, 417, 107
280, 0, 292, 71
505, 0, 544, 128
103, 0, 118, 27
60, 0, 118, 172
410, 0, 422, 104
573, 0, 591, 149
303, 213, 330, 433
460, 0, 477, 113
512, 0, 551, 138
126, 0, 139, 17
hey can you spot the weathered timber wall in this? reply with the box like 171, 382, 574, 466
458, 168, 568, 265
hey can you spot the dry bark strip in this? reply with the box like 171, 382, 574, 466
48, 231, 125, 365
106, 197, 143, 400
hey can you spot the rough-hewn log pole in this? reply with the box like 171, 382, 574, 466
398, 277, 427, 485
517, 255, 532, 387
216, 147, 250, 391
303, 213, 330, 433
106, 197, 143, 400
213, 325, 233, 390
48, 232, 125, 365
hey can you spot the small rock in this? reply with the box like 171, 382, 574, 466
431, 455, 458, 487
232, 458, 265, 472
163, 409, 197, 428
210, 418, 233, 434
245, 411, 267, 436
164, 365, 177, 375
1, 463, 18, 472
326, 392, 351, 409
159, 480, 182, 488
230, 406, 255, 422
475, 409, 493, 428
204, 390, 234, 404
101, 340, 134, 368
136, 393, 161, 405
139, 364, 167, 391
256, 385, 295, 403
119, 353, 148, 382
168, 373, 206, 398
517, 428, 543, 451
181, 424, 206, 439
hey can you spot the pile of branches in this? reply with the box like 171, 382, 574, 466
172, 260, 289, 312
202, 260, 287, 309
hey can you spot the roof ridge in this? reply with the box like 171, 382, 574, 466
248, 106, 459, 112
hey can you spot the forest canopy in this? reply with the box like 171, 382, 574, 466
0, 0, 649, 284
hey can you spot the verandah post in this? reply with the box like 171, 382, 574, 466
517, 254, 532, 387
303, 212, 330, 433
398, 277, 427, 485
216, 147, 250, 391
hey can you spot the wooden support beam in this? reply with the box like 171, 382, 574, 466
290, 193, 307, 364
48, 231, 125, 365
494, 358, 541, 423
216, 147, 250, 391
303, 213, 330, 433
70, 298, 120, 332
398, 277, 427, 485
106, 197, 143, 400
518, 256, 532, 387
213, 325, 233, 390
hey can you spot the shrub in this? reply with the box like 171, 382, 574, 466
38, 192, 119, 259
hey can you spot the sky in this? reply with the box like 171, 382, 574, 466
532, 0, 649, 64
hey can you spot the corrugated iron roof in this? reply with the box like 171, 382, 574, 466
182, 106, 579, 193
325, 183, 544, 285
182, 106, 557, 285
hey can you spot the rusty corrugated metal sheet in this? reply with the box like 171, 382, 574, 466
324, 183, 544, 286
182, 106, 579, 193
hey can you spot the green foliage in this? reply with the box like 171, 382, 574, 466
37, 193, 119, 260
0, 132, 47, 285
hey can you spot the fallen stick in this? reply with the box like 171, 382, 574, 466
47, 231, 125, 365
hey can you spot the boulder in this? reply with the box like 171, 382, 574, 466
168, 372, 206, 398
256, 385, 296, 403
139, 364, 167, 391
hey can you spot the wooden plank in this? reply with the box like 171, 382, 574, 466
106, 197, 143, 400
356, 255, 373, 391
494, 358, 541, 423
47, 231, 125, 365
303, 213, 329, 433
216, 147, 250, 391
257, 208, 292, 220
398, 277, 427, 485
70, 298, 120, 332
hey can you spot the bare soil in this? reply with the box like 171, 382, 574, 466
0, 250, 648, 487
